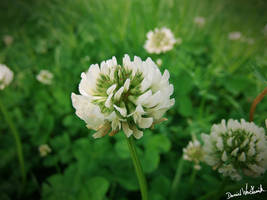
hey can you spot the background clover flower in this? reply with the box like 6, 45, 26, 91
71, 54, 174, 139
36, 70, 53, 85
194, 16, 206, 27
144, 27, 178, 54
3, 35, 14, 46
0, 64, 13, 90
201, 119, 267, 181
39, 144, 52, 157
228, 31, 242, 40
183, 139, 204, 170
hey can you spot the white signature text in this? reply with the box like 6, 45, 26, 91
225, 183, 265, 199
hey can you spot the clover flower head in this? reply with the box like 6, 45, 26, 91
3, 35, 14, 46
144, 27, 178, 54
183, 138, 204, 170
201, 119, 267, 181
228, 32, 242, 40
194, 16, 206, 27
39, 144, 52, 157
0, 64, 13, 90
71, 54, 174, 139
37, 70, 53, 85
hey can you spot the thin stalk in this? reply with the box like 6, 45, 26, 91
249, 87, 267, 122
189, 167, 197, 186
170, 158, 184, 200
0, 98, 26, 185
126, 136, 148, 200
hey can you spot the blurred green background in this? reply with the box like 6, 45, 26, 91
0, 0, 267, 199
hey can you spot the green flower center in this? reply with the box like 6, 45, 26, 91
92, 65, 144, 115
218, 130, 257, 169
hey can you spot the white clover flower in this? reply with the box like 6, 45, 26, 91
0, 64, 13, 90
71, 54, 174, 139
201, 119, 267, 181
144, 27, 178, 54
36, 70, 53, 85
39, 144, 52, 157
156, 59, 162, 67
3, 35, 14, 46
194, 16, 206, 27
183, 139, 204, 170
228, 32, 242, 40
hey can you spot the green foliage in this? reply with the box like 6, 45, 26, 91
0, 0, 267, 199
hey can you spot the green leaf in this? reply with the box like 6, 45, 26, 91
177, 95, 193, 117
79, 177, 110, 200
146, 134, 171, 154
115, 140, 130, 159
151, 175, 171, 197
142, 149, 160, 173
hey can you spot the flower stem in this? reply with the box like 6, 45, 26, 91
189, 167, 197, 186
170, 158, 184, 200
0, 98, 26, 185
126, 136, 148, 200
249, 87, 267, 122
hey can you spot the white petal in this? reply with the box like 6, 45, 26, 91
105, 93, 113, 108
132, 126, 143, 139
137, 90, 152, 105
122, 122, 133, 137
138, 117, 153, 129
113, 104, 127, 117
238, 152, 246, 162
107, 84, 117, 95
114, 86, 124, 100
221, 151, 228, 162
123, 78, 131, 92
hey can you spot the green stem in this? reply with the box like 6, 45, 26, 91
126, 136, 148, 200
0, 98, 26, 185
189, 167, 197, 186
170, 158, 184, 200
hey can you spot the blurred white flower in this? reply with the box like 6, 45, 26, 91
0, 64, 13, 90
194, 16, 206, 27
144, 27, 178, 54
39, 144, 52, 157
3, 35, 13, 46
36, 70, 53, 85
202, 119, 267, 181
241, 37, 254, 45
183, 138, 204, 170
72, 54, 174, 139
156, 59, 162, 67
228, 32, 242, 40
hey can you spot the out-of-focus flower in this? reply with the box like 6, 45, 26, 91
183, 138, 204, 170
265, 119, 267, 129
156, 59, 162, 67
36, 70, 53, 85
71, 54, 174, 139
0, 64, 13, 90
144, 27, 178, 54
39, 144, 52, 157
241, 37, 254, 45
228, 32, 242, 40
202, 119, 267, 181
194, 16, 206, 27
3, 35, 14, 46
